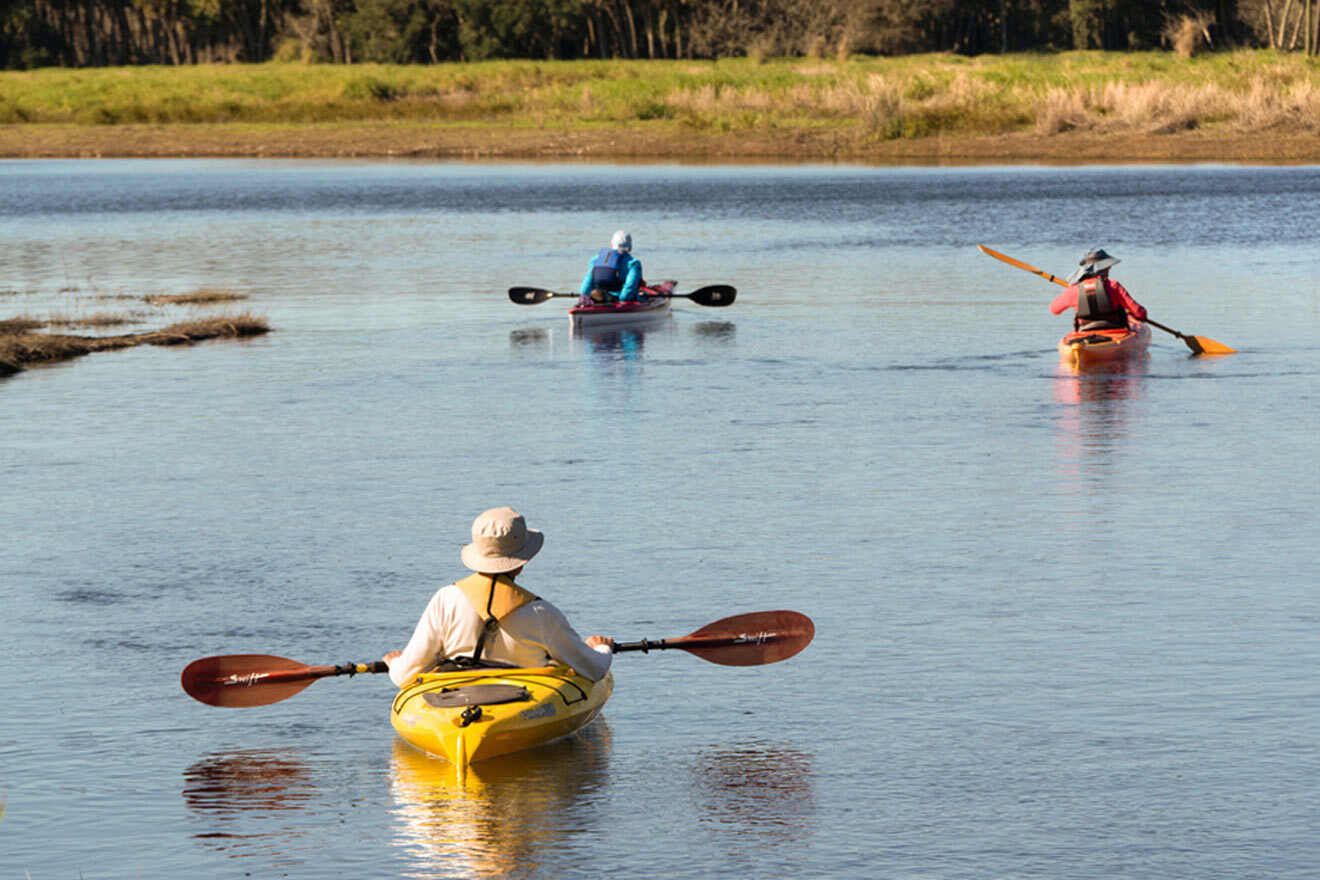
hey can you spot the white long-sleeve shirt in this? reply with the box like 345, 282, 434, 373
387, 583, 612, 687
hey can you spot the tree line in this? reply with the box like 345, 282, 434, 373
3, 0, 1318, 68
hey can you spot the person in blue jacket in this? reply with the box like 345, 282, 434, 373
580, 230, 643, 303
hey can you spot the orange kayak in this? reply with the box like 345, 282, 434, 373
1058, 321, 1151, 367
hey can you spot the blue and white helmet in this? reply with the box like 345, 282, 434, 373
610, 230, 632, 253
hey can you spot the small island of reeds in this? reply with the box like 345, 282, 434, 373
0, 287, 269, 377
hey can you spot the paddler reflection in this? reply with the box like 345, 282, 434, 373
689, 742, 815, 844
1052, 358, 1148, 483
388, 722, 612, 880
572, 325, 648, 360
181, 749, 317, 857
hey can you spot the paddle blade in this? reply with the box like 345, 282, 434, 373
1188, 335, 1235, 355
181, 654, 319, 708
687, 285, 737, 307
1146, 318, 1235, 356
508, 286, 555, 305
675, 610, 814, 666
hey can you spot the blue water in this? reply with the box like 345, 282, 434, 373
2, 160, 1318, 879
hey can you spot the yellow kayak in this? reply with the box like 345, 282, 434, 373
390, 666, 612, 772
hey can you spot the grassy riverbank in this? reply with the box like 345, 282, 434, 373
3, 51, 1320, 160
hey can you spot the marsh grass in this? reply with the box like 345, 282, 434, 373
0, 317, 44, 333
149, 313, 268, 345
46, 311, 139, 328
5, 51, 1320, 142
1, 302, 269, 377
146, 289, 247, 305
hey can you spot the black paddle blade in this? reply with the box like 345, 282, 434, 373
508, 286, 555, 305
688, 285, 737, 307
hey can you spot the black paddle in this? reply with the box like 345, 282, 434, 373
508, 284, 736, 307
181, 609, 813, 708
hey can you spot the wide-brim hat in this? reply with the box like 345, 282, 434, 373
1069, 247, 1120, 283
460, 506, 544, 573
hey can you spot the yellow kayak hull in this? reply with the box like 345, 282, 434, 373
390, 666, 612, 770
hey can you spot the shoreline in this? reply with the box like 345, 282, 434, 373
5, 123, 1320, 164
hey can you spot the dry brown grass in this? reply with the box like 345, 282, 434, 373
45, 312, 139, 328
1032, 77, 1320, 135
146, 289, 248, 305
1, 314, 269, 377
0, 317, 45, 334
146, 313, 268, 345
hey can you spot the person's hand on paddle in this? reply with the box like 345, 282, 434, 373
383, 650, 401, 664
586, 635, 614, 653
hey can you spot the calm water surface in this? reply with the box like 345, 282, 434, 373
2, 160, 1318, 879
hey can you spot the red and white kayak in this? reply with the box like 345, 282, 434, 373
1058, 320, 1151, 368
569, 281, 675, 330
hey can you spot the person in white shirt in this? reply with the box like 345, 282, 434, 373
383, 507, 613, 687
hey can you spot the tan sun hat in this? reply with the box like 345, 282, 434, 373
460, 506, 544, 574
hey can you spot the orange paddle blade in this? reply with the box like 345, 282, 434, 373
1188, 335, 1235, 355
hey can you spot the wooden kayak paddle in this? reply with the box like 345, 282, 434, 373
612, 609, 814, 667
977, 244, 1235, 355
181, 609, 814, 708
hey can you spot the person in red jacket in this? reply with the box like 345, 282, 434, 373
1050, 248, 1148, 330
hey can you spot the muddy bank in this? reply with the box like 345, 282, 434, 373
4, 123, 1320, 163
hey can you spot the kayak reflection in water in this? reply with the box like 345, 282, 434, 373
1049, 247, 1148, 330
579, 229, 644, 304
383, 507, 614, 685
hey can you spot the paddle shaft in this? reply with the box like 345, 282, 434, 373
1142, 316, 1191, 342
247, 660, 387, 685
614, 633, 784, 653
977, 244, 1070, 286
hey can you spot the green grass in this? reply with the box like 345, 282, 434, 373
3, 51, 1320, 138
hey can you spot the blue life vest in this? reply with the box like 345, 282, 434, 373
590, 249, 627, 292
